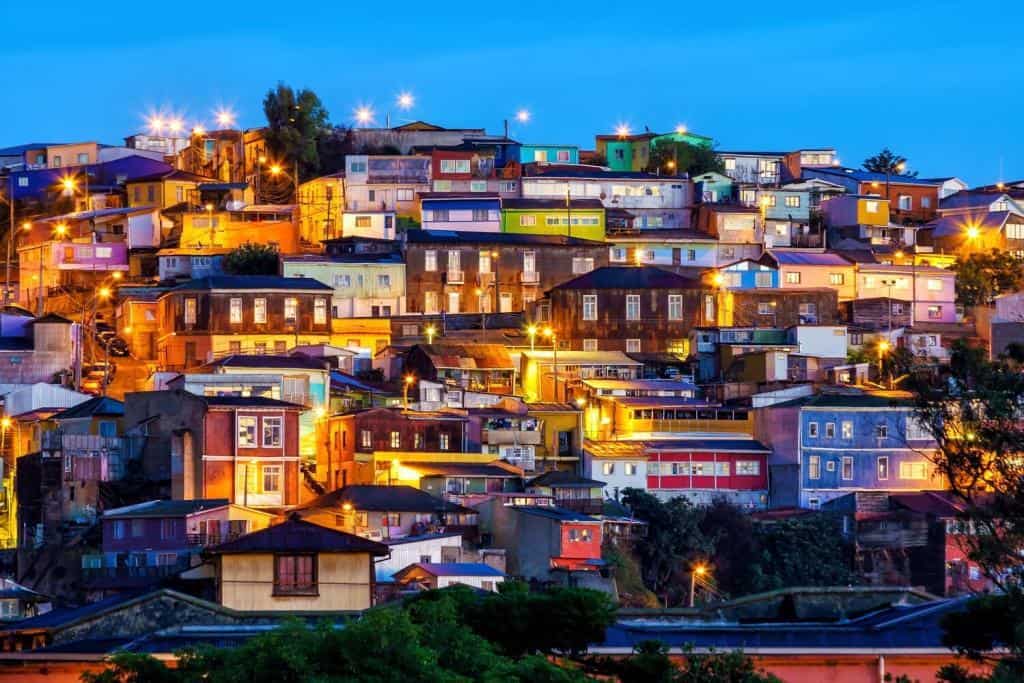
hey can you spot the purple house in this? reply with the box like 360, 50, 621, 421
84, 498, 275, 593
10, 155, 172, 200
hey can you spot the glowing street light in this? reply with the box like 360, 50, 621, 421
148, 116, 165, 134
526, 324, 538, 352
675, 124, 687, 135
424, 324, 437, 345
269, 164, 283, 176
515, 109, 531, 124
711, 272, 725, 288
168, 118, 184, 134
615, 123, 631, 138
354, 106, 374, 126
403, 374, 416, 411
61, 176, 77, 193
54, 222, 68, 237
215, 109, 236, 128
191, 124, 206, 137
98, 286, 112, 299
690, 564, 708, 607
397, 92, 414, 110
966, 225, 980, 241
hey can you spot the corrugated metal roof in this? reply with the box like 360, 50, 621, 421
419, 343, 514, 370
553, 265, 705, 290
768, 250, 853, 267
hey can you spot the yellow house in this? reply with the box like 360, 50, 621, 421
125, 169, 215, 209
180, 205, 303, 254
527, 403, 584, 471
209, 515, 388, 612
331, 317, 391, 354
297, 173, 345, 244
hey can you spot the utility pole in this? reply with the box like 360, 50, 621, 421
4, 175, 13, 305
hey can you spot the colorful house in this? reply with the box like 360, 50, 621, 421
854, 263, 957, 324
125, 169, 214, 210
519, 144, 579, 165
500, 198, 605, 242
715, 258, 779, 289
595, 129, 713, 173
282, 252, 407, 318
804, 167, 941, 223
763, 250, 856, 301
420, 193, 501, 232
642, 438, 770, 508
179, 204, 301, 254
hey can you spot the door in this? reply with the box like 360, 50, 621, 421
447, 292, 460, 313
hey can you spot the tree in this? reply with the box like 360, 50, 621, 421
221, 243, 280, 275
587, 641, 781, 683
744, 516, 855, 593
951, 249, 1024, 306
647, 141, 725, 177
862, 148, 917, 177
262, 82, 331, 181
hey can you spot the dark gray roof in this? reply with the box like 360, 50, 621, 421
641, 438, 771, 453
398, 562, 505, 578
206, 354, 329, 371
528, 470, 605, 488
201, 396, 306, 409
512, 505, 600, 522
103, 499, 230, 519
552, 265, 705, 290
501, 197, 605, 210
405, 229, 605, 247
52, 396, 124, 420
299, 485, 475, 514
210, 516, 388, 555
167, 275, 332, 292
0, 590, 149, 633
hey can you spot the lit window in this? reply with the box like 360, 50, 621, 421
262, 465, 281, 492
284, 297, 298, 324
583, 339, 598, 352
360, 430, 372, 449
424, 250, 437, 272
900, 462, 929, 480
626, 339, 641, 353
184, 298, 197, 324
928, 305, 943, 319
390, 431, 400, 448
668, 295, 683, 320
841, 421, 853, 439
865, 200, 879, 213
314, 298, 327, 324
829, 273, 845, 285
736, 461, 760, 476
254, 298, 267, 324
602, 462, 615, 475
785, 272, 801, 284
229, 297, 242, 324
439, 433, 450, 450
582, 295, 598, 321
808, 455, 820, 479
878, 456, 889, 480
785, 196, 801, 208
625, 294, 640, 321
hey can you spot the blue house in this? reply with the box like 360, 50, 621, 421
10, 155, 173, 201
717, 258, 779, 289
519, 144, 579, 165
420, 193, 502, 232
757, 391, 942, 509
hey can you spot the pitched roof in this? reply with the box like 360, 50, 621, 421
398, 562, 505, 578
408, 462, 524, 478
928, 211, 1017, 238
103, 499, 230, 519
27, 312, 73, 325
889, 491, 966, 517
52, 396, 124, 420
201, 395, 306, 409
414, 343, 515, 370
767, 250, 853, 267
298, 484, 475, 514
512, 505, 600, 522
807, 166, 942, 187
528, 470, 606, 489
128, 169, 216, 184
205, 354, 329, 371
166, 275, 332, 292
551, 265, 705, 290
209, 515, 388, 555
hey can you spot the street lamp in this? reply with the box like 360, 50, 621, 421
516, 109, 531, 124
615, 123, 631, 138
543, 327, 559, 401
215, 109, 236, 129
885, 161, 907, 210
690, 564, 708, 607
526, 324, 538, 352
877, 340, 891, 384
403, 374, 416, 412
354, 106, 374, 127
424, 324, 436, 345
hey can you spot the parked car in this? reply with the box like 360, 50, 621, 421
85, 361, 116, 381
107, 337, 129, 357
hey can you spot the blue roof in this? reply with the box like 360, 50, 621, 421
409, 563, 506, 577
767, 251, 852, 267
167, 275, 333, 292
807, 166, 942, 187
512, 505, 600, 522
0, 590, 149, 632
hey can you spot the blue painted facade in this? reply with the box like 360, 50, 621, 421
421, 195, 502, 231
11, 156, 173, 200
519, 145, 579, 165
797, 399, 941, 508
719, 259, 778, 289
762, 188, 811, 222
692, 172, 734, 204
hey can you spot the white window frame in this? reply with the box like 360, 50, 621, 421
668, 294, 683, 321
625, 294, 641, 321
237, 416, 257, 448
262, 416, 283, 448
582, 294, 598, 321
254, 298, 267, 324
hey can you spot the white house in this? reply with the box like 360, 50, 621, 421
582, 441, 647, 500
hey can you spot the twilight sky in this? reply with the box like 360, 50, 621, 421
1, 1, 1021, 186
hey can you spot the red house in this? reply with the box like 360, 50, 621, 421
645, 438, 770, 509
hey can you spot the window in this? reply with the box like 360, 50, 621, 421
582, 295, 598, 321
1007, 223, 1024, 239
572, 257, 594, 274
254, 298, 267, 323
906, 417, 931, 441
582, 339, 598, 352
877, 456, 889, 480
397, 188, 414, 201
808, 455, 821, 480
284, 297, 298, 324
229, 297, 242, 324
624, 463, 638, 476
740, 189, 757, 205
184, 298, 197, 324
900, 462, 929, 480
785, 195, 801, 208
875, 424, 888, 438
424, 291, 439, 314
238, 416, 257, 448
602, 463, 615, 476
825, 422, 836, 438
723, 157, 736, 171
762, 194, 777, 207
898, 195, 912, 211
314, 298, 328, 324
626, 339, 641, 353
360, 430, 372, 449
736, 461, 760, 476
892, 302, 904, 315
808, 422, 819, 438
254, 342, 266, 354
132, 519, 145, 537
686, 248, 697, 262
808, 497, 821, 510
275, 340, 286, 354
52, 155, 62, 166
519, 215, 536, 226
479, 251, 492, 273
668, 295, 683, 320
841, 421, 853, 439
829, 272, 845, 285
704, 294, 715, 322
439, 432, 450, 450
113, 520, 127, 539
262, 465, 281, 492
785, 272, 801, 284
470, 181, 487, 193
826, 461, 836, 472
354, 216, 372, 228
556, 150, 571, 162
447, 292, 460, 313
263, 417, 282, 447
757, 302, 773, 315
842, 456, 853, 480
927, 278, 943, 291
424, 250, 437, 271
376, 274, 391, 290
390, 431, 401, 448
275, 554, 317, 595
500, 181, 517, 193
625, 294, 640, 321
865, 200, 880, 213
928, 305, 943, 319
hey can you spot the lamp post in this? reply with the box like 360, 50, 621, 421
403, 374, 415, 412
475, 287, 486, 340
5, 220, 30, 307
425, 324, 436, 345
526, 324, 538, 352
543, 327, 558, 401
885, 161, 906, 214
877, 340, 890, 386
204, 203, 215, 246
690, 564, 707, 607
575, 397, 587, 440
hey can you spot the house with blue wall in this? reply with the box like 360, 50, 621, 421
755, 391, 942, 509
717, 258, 779, 289
693, 171, 734, 203
519, 144, 579, 165
420, 193, 502, 232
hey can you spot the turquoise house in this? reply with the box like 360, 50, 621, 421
718, 259, 779, 289
693, 171, 734, 203
519, 145, 579, 165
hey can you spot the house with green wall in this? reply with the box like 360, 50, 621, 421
595, 129, 714, 172
500, 198, 605, 241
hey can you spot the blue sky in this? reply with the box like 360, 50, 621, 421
1, 1, 1021, 185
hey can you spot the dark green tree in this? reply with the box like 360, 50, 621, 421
587, 641, 781, 683
262, 82, 331, 181
648, 141, 725, 177
744, 515, 855, 593
221, 243, 280, 275
862, 148, 917, 177
951, 249, 1024, 306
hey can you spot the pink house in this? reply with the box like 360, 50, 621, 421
764, 250, 857, 301
855, 264, 956, 324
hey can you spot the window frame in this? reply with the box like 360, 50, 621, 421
262, 416, 283, 448
274, 553, 318, 596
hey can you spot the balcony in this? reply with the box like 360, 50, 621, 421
484, 429, 542, 445
445, 269, 464, 285
520, 271, 540, 284
477, 272, 495, 287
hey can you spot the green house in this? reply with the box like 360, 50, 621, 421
500, 198, 605, 242
596, 129, 714, 172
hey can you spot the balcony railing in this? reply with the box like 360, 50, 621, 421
445, 269, 464, 285
520, 271, 540, 284
485, 429, 542, 445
